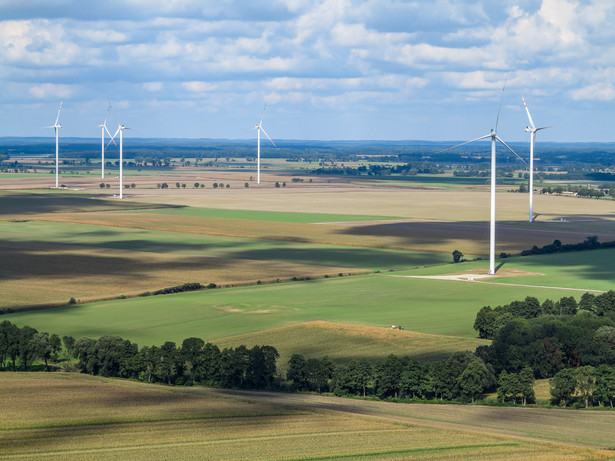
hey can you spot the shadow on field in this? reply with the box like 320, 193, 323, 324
338, 218, 615, 253
230, 246, 450, 269
0, 192, 178, 215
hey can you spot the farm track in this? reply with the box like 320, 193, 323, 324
389, 274, 608, 294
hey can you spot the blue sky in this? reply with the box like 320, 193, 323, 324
1, 0, 614, 142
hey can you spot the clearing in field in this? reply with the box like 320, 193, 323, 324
1, 373, 612, 460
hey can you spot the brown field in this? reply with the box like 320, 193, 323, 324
2, 172, 615, 308
1, 373, 612, 460
212, 321, 490, 369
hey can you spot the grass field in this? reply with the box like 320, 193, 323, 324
1, 373, 612, 461
3, 264, 601, 353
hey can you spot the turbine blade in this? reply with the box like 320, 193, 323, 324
521, 97, 536, 130
535, 125, 552, 132
54, 101, 63, 126
259, 104, 267, 126
496, 135, 528, 166
435, 133, 492, 154
494, 76, 507, 132
107, 125, 121, 148
105, 125, 116, 144
260, 126, 276, 147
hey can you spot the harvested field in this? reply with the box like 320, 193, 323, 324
212, 320, 489, 368
1, 373, 612, 460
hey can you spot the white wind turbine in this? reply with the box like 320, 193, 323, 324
108, 122, 130, 199
522, 97, 551, 223
46, 102, 62, 188
254, 105, 276, 184
98, 102, 116, 179
439, 81, 525, 275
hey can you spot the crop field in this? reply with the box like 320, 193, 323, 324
3, 264, 599, 353
1, 373, 612, 461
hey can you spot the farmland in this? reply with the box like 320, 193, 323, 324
3, 154, 615, 459
1, 373, 613, 460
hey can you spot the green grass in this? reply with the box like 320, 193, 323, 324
142, 207, 402, 223
2, 271, 590, 347
403, 249, 615, 292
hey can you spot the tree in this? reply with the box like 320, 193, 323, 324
49, 333, 62, 361
518, 366, 535, 406
576, 365, 596, 408
244, 182, 249, 188
452, 250, 464, 263
474, 306, 497, 339
342, 359, 372, 396
550, 368, 576, 406
374, 355, 403, 399
400, 359, 427, 399
18, 326, 38, 371
306, 357, 334, 393
29, 332, 52, 371
287, 354, 309, 390
458, 358, 490, 403
275, 181, 280, 188
595, 365, 615, 408
62, 335, 76, 360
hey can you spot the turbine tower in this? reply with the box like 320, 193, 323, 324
439, 81, 524, 275
46, 102, 62, 188
108, 123, 130, 199
522, 97, 551, 223
98, 102, 115, 179
254, 105, 275, 184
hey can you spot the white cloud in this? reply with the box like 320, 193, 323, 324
29, 83, 73, 99
143, 82, 163, 91
570, 83, 615, 101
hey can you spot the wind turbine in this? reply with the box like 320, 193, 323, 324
439, 81, 525, 275
98, 102, 115, 179
522, 97, 551, 223
254, 105, 275, 184
46, 102, 62, 188
108, 122, 130, 199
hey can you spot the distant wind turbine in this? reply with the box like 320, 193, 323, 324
46, 102, 62, 188
522, 97, 551, 223
98, 102, 115, 179
438, 80, 525, 275
108, 122, 130, 199
254, 105, 276, 184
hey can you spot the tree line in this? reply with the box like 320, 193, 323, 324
519, 236, 615, 256
0, 321, 278, 390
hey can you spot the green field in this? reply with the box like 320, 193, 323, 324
3, 262, 599, 349
143, 206, 402, 223
404, 249, 615, 292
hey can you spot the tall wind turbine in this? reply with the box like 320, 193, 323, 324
46, 102, 62, 188
522, 97, 551, 223
98, 102, 115, 179
439, 81, 524, 275
254, 105, 275, 184
108, 123, 130, 199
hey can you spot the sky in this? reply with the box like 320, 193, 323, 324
1, 0, 615, 142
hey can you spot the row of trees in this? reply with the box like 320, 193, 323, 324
520, 236, 615, 256
550, 365, 615, 408
287, 352, 496, 404
0, 321, 279, 390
